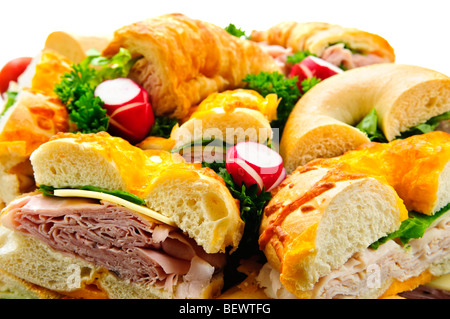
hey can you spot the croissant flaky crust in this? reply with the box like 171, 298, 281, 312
251, 21, 395, 69
102, 13, 281, 119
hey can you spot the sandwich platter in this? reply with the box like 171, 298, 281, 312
0, 1, 449, 303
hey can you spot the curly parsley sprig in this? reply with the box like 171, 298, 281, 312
54, 48, 139, 133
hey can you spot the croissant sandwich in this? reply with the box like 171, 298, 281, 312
257, 132, 450, 299
102, 13, 282, 119
251, 21, 394, 72
0, 49, 72, 208
0, 132, 244, 299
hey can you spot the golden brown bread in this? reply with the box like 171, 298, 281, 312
0, 49, 72, 207
170, 89, 279, 157
251, 21, 395, 69
45, 31, 112, 64
258, 133, 450, 298
102, 13, 282, 119
280, 63, 450, 172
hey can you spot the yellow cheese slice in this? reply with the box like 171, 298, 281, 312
426, 273, 450, 291
53, 189, 177, 227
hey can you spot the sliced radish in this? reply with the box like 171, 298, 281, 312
225, 141, 286, 193
95, 77, 148, 107
94, 78, 154, 143
290, 56, 343, 92
108, 101, 154, 143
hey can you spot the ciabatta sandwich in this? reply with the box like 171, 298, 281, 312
0, 132, 244, 299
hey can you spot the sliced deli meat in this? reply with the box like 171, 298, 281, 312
0, 194, 225, 297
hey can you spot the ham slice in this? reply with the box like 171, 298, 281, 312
320, 43, 388, 69
1, 194, 226, 297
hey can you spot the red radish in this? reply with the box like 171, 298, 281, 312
290, 56, 343, 91
94, 78, 154, 143
226, 141, 286, 193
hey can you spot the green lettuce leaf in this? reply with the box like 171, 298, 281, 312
355, 108, 388, 142
371, 203, 450, 249
202, 161, 271, 259
399, 111, 450, 139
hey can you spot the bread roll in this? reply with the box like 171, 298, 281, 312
0, 49, 72, 207
102, 13, 281, 119
29, 132, 244, 254
170, 89, 278, 158
280, 64, 450, 172
251, 21, 394, 69
45, 31, 111, 64
258, 133, 450, 298
259, 166, 407, 295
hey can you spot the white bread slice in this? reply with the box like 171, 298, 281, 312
29, 132, 244, 254
0, 268, 64, 299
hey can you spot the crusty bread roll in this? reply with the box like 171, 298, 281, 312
102, 13, 281, 119
0, 49, 72, 207
251, 21, 394, 69
310, 131, 450, 216
170, 89, 279, 157
45, 31, 112, 64
258, 133, 450, 298
29, 132, 244, 254
280, 63, 450, 172
259, 166, 407, 295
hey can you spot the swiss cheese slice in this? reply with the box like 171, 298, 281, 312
53, 189, 177, 227
426, 273, 450, 291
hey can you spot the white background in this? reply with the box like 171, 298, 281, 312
1, 0, 449, 75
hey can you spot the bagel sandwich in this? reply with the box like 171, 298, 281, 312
0, 132, 244, 299
0, 49, 72, 207
168, 89, 279, 163
102, 13, 282, 120
280, 63, 450, 172
251, 21, 394, 73
257, 132, 450, 299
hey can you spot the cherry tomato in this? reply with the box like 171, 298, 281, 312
0, 57, 33, 94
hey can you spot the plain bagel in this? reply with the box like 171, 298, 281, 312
280, 63, 450, 173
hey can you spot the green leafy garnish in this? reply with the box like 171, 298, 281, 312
398, 111, 450, 139
371, 203, 450, 249
149, 116, 179, 139
224, 23, 248, 39
300, 76, 321, 94
38, 184, 145, 206
355, 108, 388, 142
356, 109, 450, 142
286, 50, 316, 65
54, 48, 139, 134
1, 90, 18, 117
243, 71, 301, 133
203, 161, 271, 259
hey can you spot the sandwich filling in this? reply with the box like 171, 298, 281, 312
0, 194, 226, 298
258, 208, 450, 298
